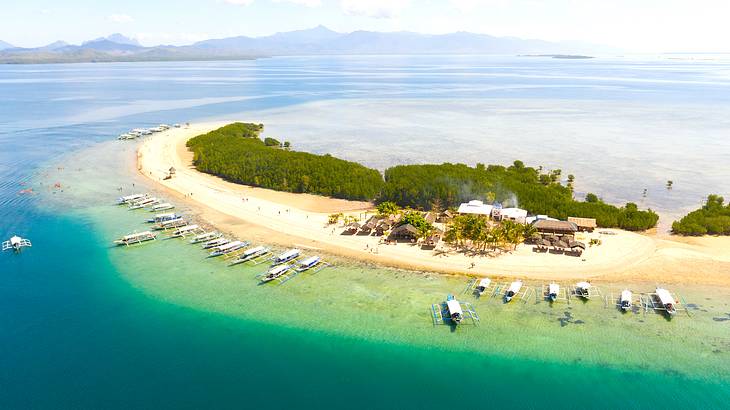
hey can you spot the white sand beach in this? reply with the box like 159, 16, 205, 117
137, 122, 730, 285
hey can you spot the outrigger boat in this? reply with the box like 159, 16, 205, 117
149, 203, 175, 212
169, 224, 200, 238
2, 235, 32, 252
117, 193, 147, 205
202, 237, 229, 249
548, 283, 560, 302
475, 278, 491, 296
575, 281, 592, 299
620, 289, 632, 311
114, 231, 156, 246
272, 248, 300, 266
209, 241, 246, 257
504, 280, 523, 303
297, 256, 322, 272
154, 217, 187, 230
189, 231, 222, 244
118, 133, 135, 140
128, 197, 160, 210
261, 264, 292, 283
146, 212, 180, 223
229, 246, 269, 265
655, 288, 677, 315
446, 294, 464, 324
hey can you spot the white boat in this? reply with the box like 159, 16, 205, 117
297, 256, 321, 272
159, 124, 170, 130
117, 193, 147, 205
154, 217, 187, 230
446, 294, 464, 324
202, 237, 229, 249
146, 212, 179, 223
173, 123, 181, 128
209, 241, 245, 257
229, 246, 269, 265
149, 203, 175, 212
504, 280, 523, 302
189, 231, 222, 244
114, 231, 156, 246
475, 278, 491, 296
655, 288, 677, 315
118, 133, 135, 140
548, 283, 560, 301
261, 264, 292, 282
272, 248, 300, 265
576, 281, 591, 299
170, 224, 200, 238
128, 197, 160, 210
2, 235, 32, 252
620, 289, 632, 311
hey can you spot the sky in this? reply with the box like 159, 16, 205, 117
2, 0, 729, 52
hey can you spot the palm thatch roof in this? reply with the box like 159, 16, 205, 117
533, 220, 578, 233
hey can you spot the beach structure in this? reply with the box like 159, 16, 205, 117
548, 283, 560, 302
117, 193, 147, 205
655, 288, 677, 316
272, 248, 301, 265
169, 224, 202, 238
568, 217, 597, 232
620, 289, 633, 311
533, 220, 578, 236
431, 294, 479, 326
229, 246, 270, 266
344, 222, 360, 235
147, 212, 180, 224
504, 280, 523, 303
388, 224, 418, 241
359, 217, 378, 235
114, 231, 156, 246
189, 231, 222, 244
149, 203, 174, 212
493, 207, 528, 223
457, 200, 493, 217
202, 237, 229, 249
2, 235, 32, 252
209, 240, 246, 257
436, 210, 455, 223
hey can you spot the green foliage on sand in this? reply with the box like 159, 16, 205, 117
186, 123, 384, 201
672, 195, 730, 235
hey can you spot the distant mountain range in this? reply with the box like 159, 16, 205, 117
0, 27, 611, 64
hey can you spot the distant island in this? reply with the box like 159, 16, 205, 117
519, 54, 595, 59
186, 122, 658, 231
0, 27, 612, 64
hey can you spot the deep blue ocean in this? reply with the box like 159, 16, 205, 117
1, 56, 730, 409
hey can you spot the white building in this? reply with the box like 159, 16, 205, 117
493, 207, 528, 223
457, 200, 494, 216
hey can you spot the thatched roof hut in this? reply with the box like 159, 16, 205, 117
389, 223, 418, 240
568, 217, 597, 232
424, 212, 437, 224
533, 220, 578, 235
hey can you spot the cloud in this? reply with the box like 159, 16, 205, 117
224, 0, 255, 5
272, 0, 322, 6
108, 14, 134, 23
340, 0, 411, 18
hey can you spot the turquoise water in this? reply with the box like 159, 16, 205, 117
2, 56, 730, 408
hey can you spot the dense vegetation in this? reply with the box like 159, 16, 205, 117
186, 123, 384, 201
672, 195, 730, 235
379, 161, 658, 231
188, 124, 659, 231
444, 215, 537, 252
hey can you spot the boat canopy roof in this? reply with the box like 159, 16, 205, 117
243, 246, 265, 256
446, 299, 463, 316
269, 264, 291, 275
478, 278, 491, 287
621, 290, 632, 299
300, 256, 320, 266
548, 283, 559, 292
507, 281, 523, 293
656, 288, 674, 305
123, 231, 153, 240
217, 241, 242, 251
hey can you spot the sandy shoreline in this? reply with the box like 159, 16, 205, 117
136, 122, 730, 286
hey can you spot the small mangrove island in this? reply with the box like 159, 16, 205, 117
672, 194, 730, 235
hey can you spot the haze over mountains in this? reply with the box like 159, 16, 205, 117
0, 26, 608, 64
